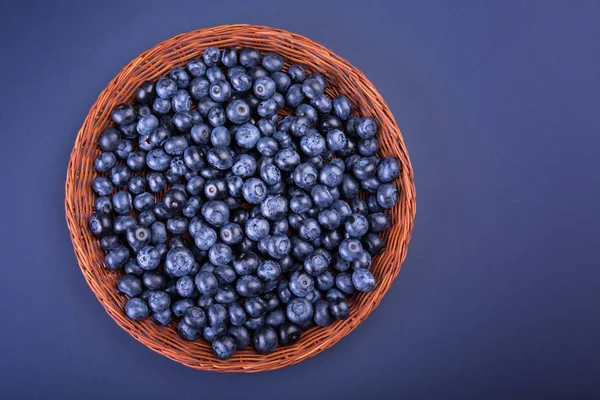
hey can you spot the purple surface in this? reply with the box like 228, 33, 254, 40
1, 1, 599, 398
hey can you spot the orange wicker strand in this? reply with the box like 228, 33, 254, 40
65, 24, 416, 373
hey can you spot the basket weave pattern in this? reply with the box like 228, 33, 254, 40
65, 24, 416, 372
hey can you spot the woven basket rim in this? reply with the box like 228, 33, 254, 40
65, 24, 416, 373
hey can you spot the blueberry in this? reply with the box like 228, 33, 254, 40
206, 146, 234, 170
356, 117, 377, 139
174, 276, 195, 298
145, 149, 171, 172
215, 285, 238, 305
201, 46, 220, 66
320, 114, 343, 133
136, 81, 156, 104
162, 189, 185, 212
292, 162, 318, 189
338, 238, 363, 262
295, 104, 318, 123
178, 320, 202, 341
155, 77, 177, 99
311, 94, 332, 114
117, 274, 143, 298
301, 76, 325, 99
99, 128, 121, 151
287, 63, 305, 81
277, 322, 302, 346
341, 174, 360, 199
109, 164, 130, 187
93, 177, 113, 196
304, 252, 329, 277
244, 316, 265, 330
101, 235, 121, 253
271, 218, 289, 235
172, 112, 193, 132
227, 303, 247, 327
244, 297, 267, 318
114, 215, 136, 234
189, 77, 210, 101
319, 163, 344, 188
300, 131, 326, 156
200, 200, 229, 227
235, 123, 260, 149
162, 135, 187, 156
268, 72, 290, 95
322, 228, 343, 250
148, 291, 171, 312
111, 104, 137, 125
298, 218, 321, 242
94, 152, 116, 173
104, 245, 129, 270
376, 183, 399, 209
334, 272, 355, 294
317, 209, 341, 230
186, 176, 205, 197
142, 173, 164, 195
286, 84, 305, 108
140, 271, 166, 292
257, 195, 286, 221
197, 294, 215, 310
172, 298, 195, 317
137, 245, 161, 270
169, 156, 189, 176
194, 271, 218, 296
236, 275, 263, 297
289, 193, 313, 214
329, 297, 349, 320
168, 66, 190, 89
242, 178, 267, 204
367, 194, 383, 213
351, 198, 368, 215
203, 324, 227, 342
251, 325, 277, 354
229, 71, 253, 92
89, 212, 113, 238
287, 297, 313, 326
332, 95, 353, 120
210, 80, 232, 103
310, 184, 334, 209
233, 252, 260, 275
257, 165, 280, 188
345, 213, 369, 238
362, 233, 385, 255
136, 115, 159, 138
202, 178, 226, 201
153, 201, 173, 220
182, 196, 202, 218
125, 298, 149, 320
186, 58, 206, 78
207, 243, 232, 266
289, 271, 314, 298
152, 309, 173, 326
315, 271, 335, 292
247, 65, 268, 81
211, 335, 237, 360
326, 288, 345, 302
163, 247, 193, 277
219, 46, 237, 67
94, 196, 113, 214
313, 300, 334, 326
125, 223, 150, 252
169, 90, 191, 113
226, 326, 249, 350
138, 134, 155, 152
367, 213, 391, 232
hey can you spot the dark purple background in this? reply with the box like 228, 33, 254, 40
1, 1, 599, 398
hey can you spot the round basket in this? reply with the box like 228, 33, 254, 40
65, 24, 416, 373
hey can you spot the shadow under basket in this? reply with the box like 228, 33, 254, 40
65, 24, 416, 373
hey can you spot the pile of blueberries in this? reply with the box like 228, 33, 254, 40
89, 46, 401, 359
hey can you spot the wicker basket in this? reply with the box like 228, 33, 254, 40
65, 24, 416, 373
